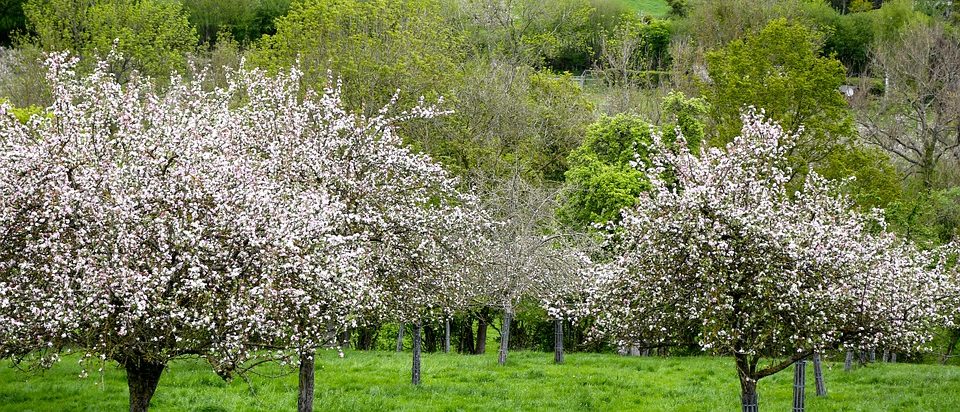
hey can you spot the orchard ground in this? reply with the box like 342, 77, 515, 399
2, 350, 959, 411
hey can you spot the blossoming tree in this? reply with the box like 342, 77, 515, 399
0, 53, 303, 411
583, 112, 953, 411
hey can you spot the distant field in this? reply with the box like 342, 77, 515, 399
615, 0, 671, 17
2, 350, 960, 411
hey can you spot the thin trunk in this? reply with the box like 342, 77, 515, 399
844, 350, 854, 371
298, 353, 315, 412
813, 353, 826, 397
883, 350, 889, 362
124, 359, 165, 412
411, 322, 422, 385
444, 319, 451, 354
869, 349, 876, 363
942, 330, 960, 365
554, 319, 564, 364
458, 317, 474, 354
890, 352, 897, 363
793, 358, 806, 412
396, 323, 404, 352
498, 311, 513, 365
629, 347, 640, 356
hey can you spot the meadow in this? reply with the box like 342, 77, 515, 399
2, 350, 959, 411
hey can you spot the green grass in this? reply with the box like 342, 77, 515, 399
2, 350, 960, 411
614, 0, 670, 17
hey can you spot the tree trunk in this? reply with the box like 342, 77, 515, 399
890, 352, 897, 363
629, 347, 641, 356
498, 311, 513, 365
124, 359, 166, 412
298, 353, 315, 412
411, 322, 422, 385
844, 350, 854, 371
883, 350, 889, 362
475, 312, 488, 355
739, 375, 758, 412
458, 317, 474, 354
396, 323, 404, 352
942, 330, 960, 364
813, 353, 826, 397
554, 319, 564, 364
424, 325, 437, 353
793, 358, 806, 412
736, 355, 758, 412
869, 349, 875, 363
444, 319, 451, 354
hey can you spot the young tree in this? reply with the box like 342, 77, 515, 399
473, 173, 591, 365
584, 111, 952, 411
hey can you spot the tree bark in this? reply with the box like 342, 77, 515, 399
883, 350, 889, 362
475, 311, 488, 355
124, 359, 166, 412
813, 353, 826, 397
739, 375, 758, 412
498, 311, 513, 365
396, 323, 404, 352
298, 353, 315, 412
411, 322, 422, 385
444, 319, 451, 354
890, 352, 897, 363
736, 355, 758, 412
554, 319, 564, 364
458, 317, 474, 354
793, 358, 806, 412
844, 350, 854, 371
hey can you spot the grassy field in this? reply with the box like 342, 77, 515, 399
2, 350, 960, 411
615, 0, 670, 17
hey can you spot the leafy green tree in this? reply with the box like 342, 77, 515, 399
562, 114, 653, 227
817, 144, 902, 211
561, 93, 707, 228
254, 0, 462, 112
703, 19, 853, 167
23, 0, 197, 78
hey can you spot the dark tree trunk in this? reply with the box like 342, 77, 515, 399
736, 355, 758, 412
396, 323, 404, 352
739, 376, 758, 412
356, 326, 377, 351
498, 311, 513, 365
844, 350, 854, 371
412, 322, 422, 385
554, 319, 564, 364
475, 311, 488, 355
813, 353, 827, 397
869, 349, 876, 363
793, 358, 806, 412
124, 359, 165, 412
444, 319, 451, 353
424, 325, 438, 353
457, 317, 474, 354
298, 353, 315, 412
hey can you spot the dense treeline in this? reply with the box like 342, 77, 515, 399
1, 1, 959, 408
